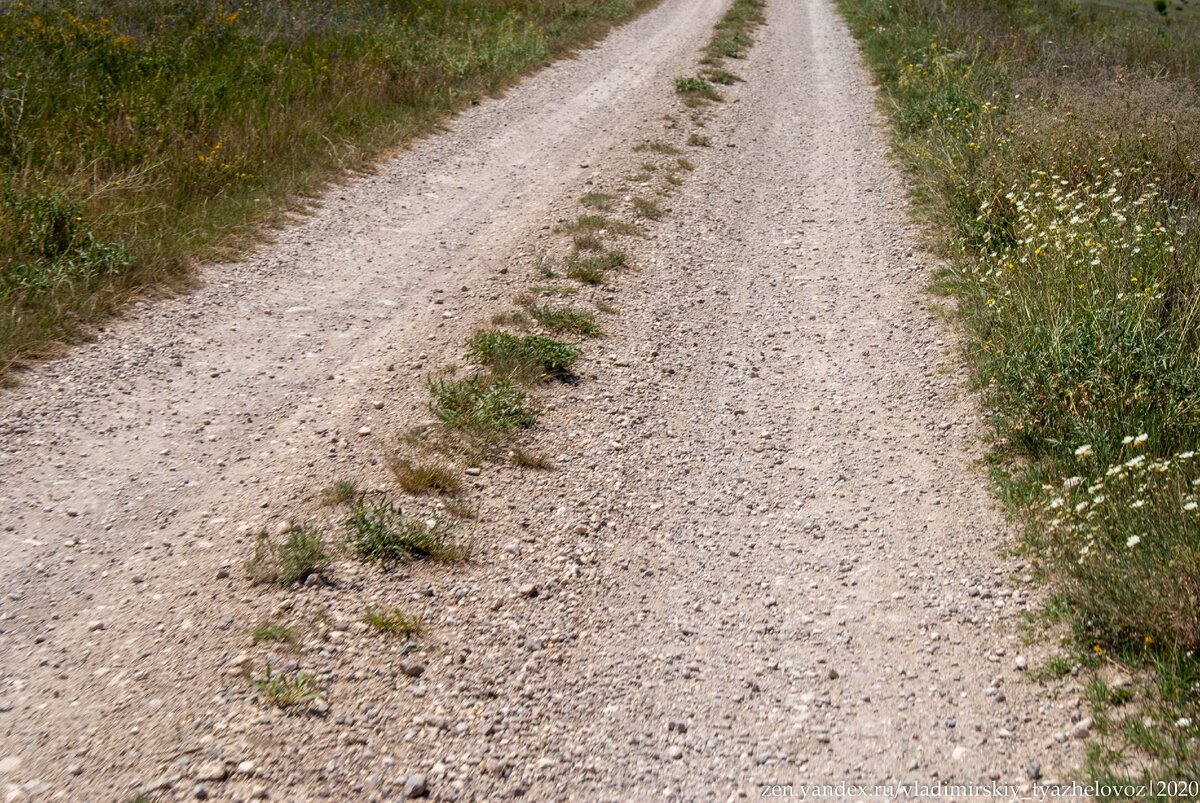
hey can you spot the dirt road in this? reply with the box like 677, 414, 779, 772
0, 0, 1085, 800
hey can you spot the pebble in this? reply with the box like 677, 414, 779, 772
194, 762, 227, 782
402, 773, 428, 798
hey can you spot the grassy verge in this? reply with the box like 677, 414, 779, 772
835, 0, 1200, 785
0, 0, 658, 374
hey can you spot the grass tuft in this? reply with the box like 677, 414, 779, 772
674, 77, 723, 103
363, 607, 426, 638
251, 620, 299, 645
250, 666, 322, 710
580, 192, 614, 210
390, 458, 461, 496
320, 480, 359, 506
527, 304, 602, 337
687, 134, 712, 147
466, 330, 579, 381
245, 528, 331, 587
347, 496, 468, 565
633, 197, 665, 220
427, 373, 536, 447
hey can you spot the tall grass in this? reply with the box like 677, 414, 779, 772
0, 0, 655, 372
835, 0, 1200, 782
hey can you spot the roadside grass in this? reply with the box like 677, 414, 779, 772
0, 0, 659, 375
249, 666, 322, 710
346, 495, 468, 565
836, 0, 1200, 782
466, 330, 579, 381
320, 480, 358, 506
527, 304, 602, 337
390, 458, 461, 496
244, 527, 331, 587
362, 607, 426, 639
687, 134, 712, 147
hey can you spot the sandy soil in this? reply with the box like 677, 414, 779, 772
0, 0, 1089, 800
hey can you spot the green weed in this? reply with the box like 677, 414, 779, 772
363, 607, 426, 638
527, 304, 602, 337
346, 496, 468, 565
390, 458, 461, 496
245, 528, 331, 587
465, 330, 579, 381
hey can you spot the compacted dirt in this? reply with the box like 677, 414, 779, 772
0, 0, 1091, 800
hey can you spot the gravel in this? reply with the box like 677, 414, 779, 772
0, 0, 1083, 799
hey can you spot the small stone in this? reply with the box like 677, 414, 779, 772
666, 746, 684, 760
86, 620, 107, 632
0, 756, 22, 773
1014, 655, 1028, 670
951, 745, 969, 761
402, 773, 428, 798
1072, 717, 1093, 738
249, 785, 269, 799
519, 583, 538, 598
0, 702, 12, 713
236, 761, 256, 775
1026, 760, 1042, 780
827, 668, 839, 680
465, 467, 482, 477
193, 784, 210, 800
400, 661, 426, 678
194, 762, 227, 782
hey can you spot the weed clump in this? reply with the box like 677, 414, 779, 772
363, 607, 426, 638
245, 528, 331, 587
427, 374, 535, 447
347, 496, 467, 565
390, 458, 461, 495
527, 304, 601, 337
465, 330, 579, 381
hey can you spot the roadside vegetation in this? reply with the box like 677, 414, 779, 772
0, 0, 658, 375
837, 0, 1200, 784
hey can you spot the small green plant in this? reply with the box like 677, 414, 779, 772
676, 157, 695, 171
674, 77, 723, 103
427, 373, 535, 445
687, 133, 712, 147
250, 666, 322, 709
245, 528, 331, 587
633, 140, 682, 155
595, 300, 619, 314
251, 620, 299, 645
466, 330, 579, 381
347, 496, 468, 565
363, 607, 426, 638
633, 197, 665, 220
390, 458, 461, 495
557, 214, 641, 236
665, 173, 684, 187
705, 69, 743, 85
320, 480, 358, 506
580, 192, 614, 210
566, 249, 627, 284
527, 304, 602, 336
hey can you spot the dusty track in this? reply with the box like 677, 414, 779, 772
0, 0, 1086, 800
